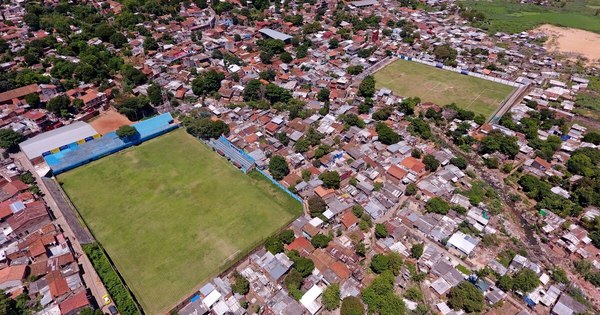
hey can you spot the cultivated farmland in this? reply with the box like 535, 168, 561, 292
374, 59, 515, 118
59, 129, 302, 314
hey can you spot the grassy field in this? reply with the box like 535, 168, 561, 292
59, 129, 302, 314
462, 0, 600, 34
374, 59, 515, 118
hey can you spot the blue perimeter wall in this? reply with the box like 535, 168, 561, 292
45, 113, 178, 175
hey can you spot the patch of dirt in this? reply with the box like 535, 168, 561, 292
534, 24, 600, 66
89, 109, 133, 135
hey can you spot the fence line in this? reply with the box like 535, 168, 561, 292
257, 169, 303, 203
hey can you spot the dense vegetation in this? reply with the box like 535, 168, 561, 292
83, 244, 140, 315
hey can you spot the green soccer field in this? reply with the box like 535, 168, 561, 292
374, 59, 516, 119
59, 129, 302, 314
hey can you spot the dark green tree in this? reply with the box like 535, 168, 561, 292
269, 155, 290, 180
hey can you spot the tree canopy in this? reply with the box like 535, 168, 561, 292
116, 125, 139, 140
192, 70, 225, 96
376, 122, 401, 145
319, 171, 341, 189
447, 281, 484, 313
0, 129, 23, 153
269, 155, 290, 180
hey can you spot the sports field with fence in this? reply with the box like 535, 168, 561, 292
59, 129, 302, 314
374, 59, 516, 118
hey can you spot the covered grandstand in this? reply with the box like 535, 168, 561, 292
20, 122, 99, 161
206, 136, 255, 173
44, 113, 178, 175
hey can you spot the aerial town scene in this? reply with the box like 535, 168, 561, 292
0, 0, 600, 314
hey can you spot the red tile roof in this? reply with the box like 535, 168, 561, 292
340, 211, 358, 229
59, 290, 89, 315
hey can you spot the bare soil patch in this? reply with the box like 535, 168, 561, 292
535, 24, 600, 65
89, 109, 133, 135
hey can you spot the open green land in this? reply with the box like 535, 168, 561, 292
374, 59, 515, 118
59, 129, 302, 314
462, 0, 600, 34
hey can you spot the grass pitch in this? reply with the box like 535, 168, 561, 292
59, 129, 302, 314
374, 59, 515, 118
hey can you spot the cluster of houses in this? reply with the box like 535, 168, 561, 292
0, 159, 94, 315
2, 0, 600, 313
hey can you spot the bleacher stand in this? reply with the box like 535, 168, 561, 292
207, 136, 255, 173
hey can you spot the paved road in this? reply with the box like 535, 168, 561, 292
14, 154, 114, 313
42, 177, 94, 244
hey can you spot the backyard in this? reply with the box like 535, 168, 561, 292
59, 129, 302, 314
374, 59, 515, 118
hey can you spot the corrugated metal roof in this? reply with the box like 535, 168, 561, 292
19, 122, 97, 159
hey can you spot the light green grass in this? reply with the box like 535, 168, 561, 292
59, 129, 302, 314
462, 0, 600, 34
374, 59, 515, 118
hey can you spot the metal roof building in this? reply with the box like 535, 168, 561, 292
19, 122, 98, 160
258, 28, 292, 42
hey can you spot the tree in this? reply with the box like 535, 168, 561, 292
308, 196, 326, 217
143, 36, 158, 51
284, 269, 304, 300
243, 79, 262, 101
109, 33, 128, 48
288, 251, 315, 277
95, 23, 115, 42
361, 272, 405, 315
370, 254, 391, 274
479, 130, 519, 159
375, 223, 388, 239
323, 284, 341, 310
25, 93, 40, 107
411, 243, 424, 259
513, 268, 539, 293
116, 125, 139, 141
423, 154, 439, 172
405, 183, 417, 196
358, 75, 375, 97
0, 129, 22, 153
447, 282, 484, 313
433, 44, 457, 65
265, 235, 284, 254
0, 39, 8, 54
47, 95, 71, 116
260, 51, 273, 64
121, 64, 147, 86
341, 296, 364, 315
450, 157, 467, 170
311, 233, 332, 248
232, 272, 250, 295
182, 117, 229, 139
319, 171, 340, 189
280, 51, 292, 63
376, 122, 401, 145
408, 118, 432, 139
115, 96, 154, 121
269, 155, 290, 180
583, 131, 600, 145
317, 88, 330, 103
426, 197, 450, 214
192, 70, 225, 96
552, 268, 569, 284
329, 38, 340, 49
278, 230, 295, 245
147, 83, 163, 105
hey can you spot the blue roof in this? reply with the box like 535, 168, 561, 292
44, 113, 177, 174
